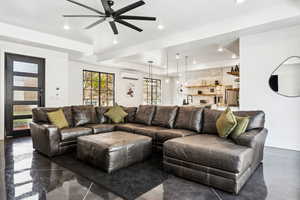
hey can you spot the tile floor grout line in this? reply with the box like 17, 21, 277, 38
82, 182, 93, 200
210, 187, 223, 200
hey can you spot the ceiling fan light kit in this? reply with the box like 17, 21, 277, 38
64, 0, 157, 35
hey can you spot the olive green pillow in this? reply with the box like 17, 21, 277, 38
216, 108, 237, 138
104, 106, 128, 124
47, 109, 69, 129
230, 116, 250, 140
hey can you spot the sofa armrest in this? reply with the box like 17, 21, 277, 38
30, 122, 61, 157
234, 128, 268, 165
234, 128, 268, 148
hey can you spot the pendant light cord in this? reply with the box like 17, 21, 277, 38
185, 56, 188, 83
166, 49, 169, 78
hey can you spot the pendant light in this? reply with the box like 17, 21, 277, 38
148, 61, 154, 105
184, 56, 188, 86
165, 49, 170, 84
176, 53, 180, 84
148, 60, 153, 82
232, 39, 239, 59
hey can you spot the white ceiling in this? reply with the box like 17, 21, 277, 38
111, 36, 240, 73
0, 0, 296, 49
0, 0, 300, 73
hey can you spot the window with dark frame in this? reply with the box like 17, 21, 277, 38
83, 70, 115, 106
143, 78, 162, 105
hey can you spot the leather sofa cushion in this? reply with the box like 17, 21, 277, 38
202, 109, 222, 134
72, 105, 97, 127
32, 107, 73, 127
133, 126, 166, 139
32, 107, 57, 123
234, 128, 268, 148
122, 107, 137, 123
202, 109, 266, 134
174, 106, 203, 132
117, 123, 164, 139
152, 106, 178, 128
135, 105, 156, 125
116, 123, 145, 133
120, 124, 197, 144
156, 129, 197, 144
95, 106, 111, 124
85, 124, 116, 134
164, 134, 254, 173
60, 127, 93, 142
233, 111, 265, 131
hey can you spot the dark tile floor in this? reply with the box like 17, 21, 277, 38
0, 137, 299, 200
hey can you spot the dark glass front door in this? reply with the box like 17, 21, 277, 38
5, 53, 45, 137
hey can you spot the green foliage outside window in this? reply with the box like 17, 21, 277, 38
143, 78, 161, 105
83, 70, 115, 106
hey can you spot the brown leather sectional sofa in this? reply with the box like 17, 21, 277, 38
30, 105, 267, 194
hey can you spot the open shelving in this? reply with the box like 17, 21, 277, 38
185, 84, 223, 89
227, 71, 240, 77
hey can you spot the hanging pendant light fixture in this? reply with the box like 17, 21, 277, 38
231, 39, 239, 59
148, 61, 154, 91
148, 60, 153, 81
176, 53, 180, 84
184, 56, 188, 86
147, 60, 154, 105
165, 49, 170, 84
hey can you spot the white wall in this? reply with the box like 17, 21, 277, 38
0, 41, 69, 140
68, 61, 168, 107
240, 25, 300, 151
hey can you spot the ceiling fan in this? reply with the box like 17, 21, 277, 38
63, 0, 156, 35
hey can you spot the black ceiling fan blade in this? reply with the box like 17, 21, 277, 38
114, 1, 145, 17
63, 15, 105, 18
85, 18, 106, 29
101, 0, 113, 14
116, 19, 143, 32
109, 21, 119, 35
117, 15, 156, 21
66, 0, 105, 15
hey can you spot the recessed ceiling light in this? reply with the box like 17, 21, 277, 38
218, 47, 224, 52
236, 0, 246, 4
158, 24, 165, 30
232, 54, 237, 59
113, 38, 118, 45
63, 24, 70, 30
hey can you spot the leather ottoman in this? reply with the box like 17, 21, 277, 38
77, 131, 152, 173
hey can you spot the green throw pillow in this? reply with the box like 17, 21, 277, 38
216, 108, 237, 138
230, 116, 250, 140
104, 106, 128, 124
47, 109, 69, 129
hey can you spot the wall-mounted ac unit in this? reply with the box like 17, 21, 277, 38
121, 72, 139, 80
